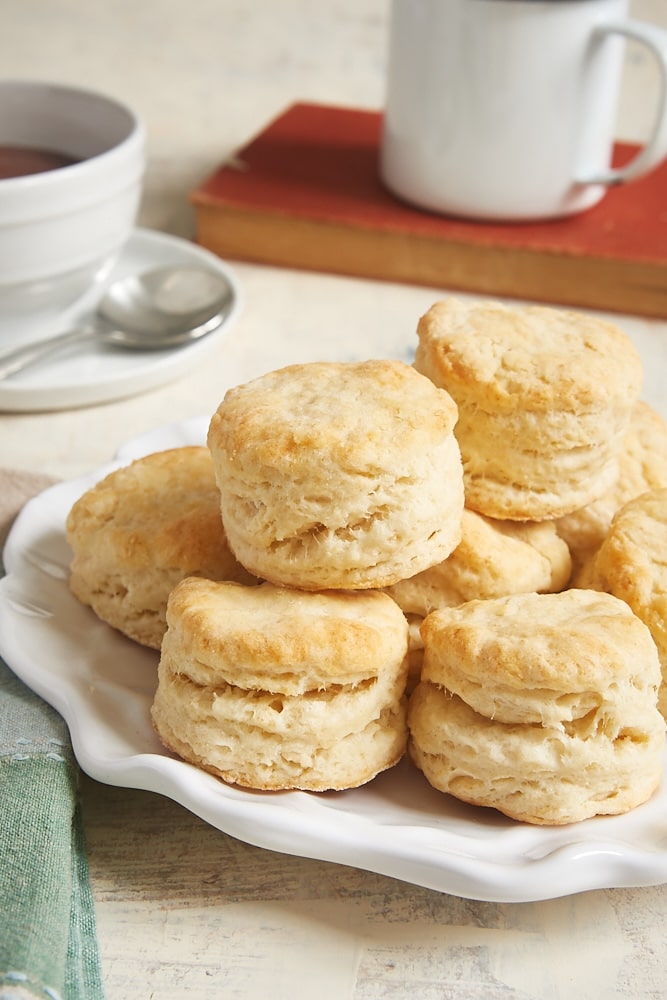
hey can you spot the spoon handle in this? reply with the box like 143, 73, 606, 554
0, 327, 93, 380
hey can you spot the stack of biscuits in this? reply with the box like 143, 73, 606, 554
66, 298, 667, 824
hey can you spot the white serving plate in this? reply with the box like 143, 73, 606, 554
1, 418, 666, 903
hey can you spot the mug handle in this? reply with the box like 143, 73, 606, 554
578, 19, 667, 185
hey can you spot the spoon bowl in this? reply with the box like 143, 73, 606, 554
0, 265, 235, 380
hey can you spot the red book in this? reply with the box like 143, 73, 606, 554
191, 102, 667, 318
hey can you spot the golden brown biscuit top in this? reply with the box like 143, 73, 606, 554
207, 359, 459, 470
66, 446, 227, 571
165, 578, 409, 692
415, 297, 643, 411
420, 589, 660, 693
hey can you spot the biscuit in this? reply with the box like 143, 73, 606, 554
151, 579, 410, 790
403, 612, 426, 694
578, 488, 667, 719
414, 297, 642, 520
556, 401, 667, 573
66, 447, 256, 649
385, 508, 571, 616
408, 590, 664, 824
207, 359, 464, 590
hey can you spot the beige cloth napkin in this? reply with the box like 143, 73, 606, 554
0, 469, 58, 549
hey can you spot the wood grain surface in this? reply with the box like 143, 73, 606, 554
81, 775, 667, 999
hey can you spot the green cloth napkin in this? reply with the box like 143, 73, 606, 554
0, 470, 105, 1000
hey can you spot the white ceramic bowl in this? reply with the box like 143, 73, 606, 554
0, 80, 145, 329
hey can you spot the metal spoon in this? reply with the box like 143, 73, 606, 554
0, 265, 235, 380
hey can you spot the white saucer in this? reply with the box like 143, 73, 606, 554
0, 228, 242, 412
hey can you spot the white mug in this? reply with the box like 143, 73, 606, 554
380, 0, 667, 220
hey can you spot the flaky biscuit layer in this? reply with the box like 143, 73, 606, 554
409, 685, 663, 825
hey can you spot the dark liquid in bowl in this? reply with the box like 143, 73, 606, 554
0, 144, 80, 179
